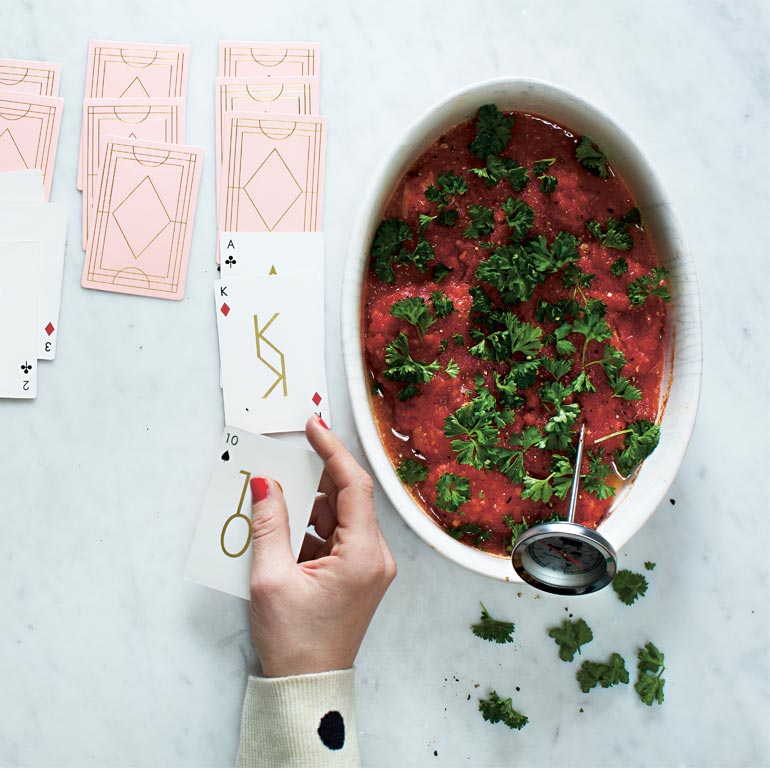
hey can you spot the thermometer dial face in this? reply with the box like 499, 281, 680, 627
511, 522, 617, 595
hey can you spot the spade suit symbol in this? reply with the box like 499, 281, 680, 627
221, 450, 230, 462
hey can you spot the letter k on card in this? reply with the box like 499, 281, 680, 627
214, 273, 330, 434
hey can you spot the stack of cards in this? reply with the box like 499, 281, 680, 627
77, 41, 203, 300
184, 44, 331, 600
0, 170, 68, 398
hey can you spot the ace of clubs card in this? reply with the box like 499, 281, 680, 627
215, 272, 330, 434
184, 426, 323, 600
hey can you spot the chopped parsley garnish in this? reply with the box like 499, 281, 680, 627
575, 136, 608, 178
370, 217, 411, 283
445, 358, 460, 378
434, 472, 471, 512
396, 457, 428, 485
612, 420, 661, 477
548, 618, 594, 662
533, 157, 558, 193
540, 355, 573, 380
627, 267, 671, 306
471, 602, 515, 644
610, 257, 629, 276
478, 691, 528, 731
522, 453, 573, 501
582, 450, 616, 500
452, 333, 465, 346
503, 510, 561, 550
425, 171, 468, 227
577, 653, 629, 693
430, 290, 455, 318
470, 104, 515, 159
446, 522, 493, 545
586, 208, 641, 251
463, 204, 495, 239
432, 263, 452, 282
382, 332, 440, 386
469, 311, 543, 362
494, 427, 546, 484
635, 642, 665, 706
645, 561, 656, 571
612, 569, 649, 605
396, 383, 419, 401
470, 155, 529, 191
501, 196, 535, 241
390, 296, 436, 340
396, 237, 435, 273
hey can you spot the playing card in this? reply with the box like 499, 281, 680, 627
0, 202, 67, 359
0, 58, 60, 97
84, 40, 189, 100
0, 169, 43, 201
80, 98, 186, 243
218, 112, 326, 249
0, 241, 38, 398
184, 426, 323, 600
215, 272, 330, 434
218, 42, 319, 78
215, 76, 319, 201
219, 231, 324, 280
82, 137, 203, 300
0, 92, 63, 201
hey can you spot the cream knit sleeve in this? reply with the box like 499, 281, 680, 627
235, 669, 360, 768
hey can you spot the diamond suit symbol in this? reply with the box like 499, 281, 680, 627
220, 303, 231, 316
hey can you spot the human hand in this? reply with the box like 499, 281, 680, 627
248, 415, 397, 677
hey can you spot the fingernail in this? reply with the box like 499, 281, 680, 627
318, 415, 329, 430
250, 477, 269, 503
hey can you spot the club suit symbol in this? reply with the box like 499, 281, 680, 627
20, 361, 32, 374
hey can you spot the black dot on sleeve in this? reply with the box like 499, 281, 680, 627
317, 710, 345, 750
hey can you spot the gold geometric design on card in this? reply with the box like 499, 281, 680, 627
220, 469, 252, 559
253, 313, 287, 398
243, 149, 302, 231
120, 76, 151, 99
112, 176, 171, 259
0, 129, 28, 168
268, 265, 277, 275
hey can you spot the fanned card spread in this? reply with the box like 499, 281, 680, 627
184, 426, 323, 600
0, 58, 60, 97
82, 137, 203, 300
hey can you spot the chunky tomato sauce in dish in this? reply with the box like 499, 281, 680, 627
362, 105, 670, 558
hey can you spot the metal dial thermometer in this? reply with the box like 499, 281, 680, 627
511, 424, 618, 595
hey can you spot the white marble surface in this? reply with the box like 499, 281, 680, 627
0, 0, 768, 766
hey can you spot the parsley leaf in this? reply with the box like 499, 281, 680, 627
635, 642, 665, 706
628, 267, 671, 306
612, 569, 649, 605
501, 196, 535, 242
493, 427, 546, 484
608, 373, 642, 401
370, 218, 412, 283
562, 264, 596, 292
395, 237, 436, 273
469, 155, 529, 191
645, 561, 656, 571
522, 454, 573, 502
463, 204, 495, 239
471, 602, 515, 644
430, 290, 455, 318
533, 157, 558, 193
390, 297, 436, 340
425, 171, 468, 227
435, 472, 471, 512
548, 618, 594, 662
469, 311, 543, 362
582, 449, 616, 500
478, 691, 528, 731
445, 358, 460, 378
610, 257, 629, 276
503, 510, 561, 550
540, 356, 573, 380
418, 213, 436, 234
614, 420, 661, 476
432, 263, 452, 282
396, 458, 428, 485
446, 522, 493, 545
577, 653, 629, 693
383, 332, 440, 385
470, 104, 515, 159
571, 369, 596, 394
575, 136, 608, 178
542, 400, 580, 451
586, 211, 639, 251
396, 383, 419, 401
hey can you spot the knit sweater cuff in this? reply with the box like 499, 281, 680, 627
235, 668, 360, 768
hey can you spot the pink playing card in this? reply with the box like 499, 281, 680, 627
82, 137, 203, 300
0, 58, 61, 97
218, 42, 319, 78
80, 98, 186, 248
215, 76, 319, 202
0, 91, 63, 201
84, 40, 189, 100
218, 112, 326, 245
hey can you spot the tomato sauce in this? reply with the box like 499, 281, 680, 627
362, 111, 668, 557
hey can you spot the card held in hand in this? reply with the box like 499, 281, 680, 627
184, 426, 323, 600
215, 272, 330, 434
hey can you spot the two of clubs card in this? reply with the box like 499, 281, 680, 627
0, 170, 68, 399
184, 426, 324, 599
77, 41, 203, 301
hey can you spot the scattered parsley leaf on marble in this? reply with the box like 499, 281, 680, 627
478, 691, 528, 730
635, 642, 666, 706
612, 569, 649, 605
548, 618, 594, 662
645, 561, 656, 571
576, 653, 629, 693
471, 602, 515, 644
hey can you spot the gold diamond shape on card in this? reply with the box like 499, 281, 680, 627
0, 129, 27, 169
112, 176, 171, 259
243, 149, 301, 230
